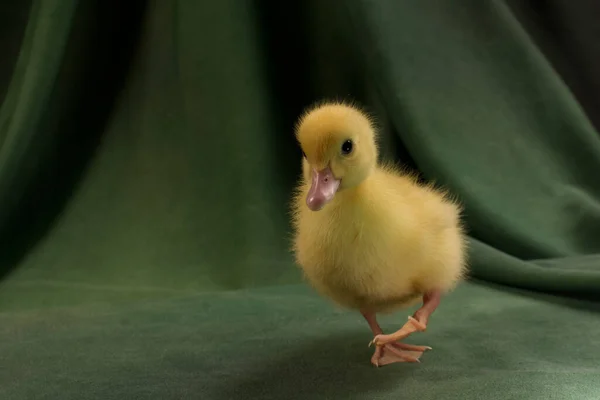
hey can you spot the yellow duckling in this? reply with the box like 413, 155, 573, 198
291, 101, 467, 366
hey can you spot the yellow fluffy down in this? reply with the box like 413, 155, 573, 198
291, 101, 468, 314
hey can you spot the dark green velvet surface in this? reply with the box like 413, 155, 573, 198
1, 0, 600, 398
2, 282, 600, 399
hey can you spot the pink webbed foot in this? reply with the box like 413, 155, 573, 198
361, 298, 439, 367
369, 316, 427, 347
369, 341, 431, 367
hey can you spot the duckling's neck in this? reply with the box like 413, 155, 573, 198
331, 175, 376, 210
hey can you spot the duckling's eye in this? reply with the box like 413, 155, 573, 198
302, 151, 307, 159
341, 139, 353, 155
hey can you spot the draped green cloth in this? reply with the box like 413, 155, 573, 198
1, 1, 599, 398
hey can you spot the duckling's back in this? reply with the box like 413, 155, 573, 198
292, 166, 467, 313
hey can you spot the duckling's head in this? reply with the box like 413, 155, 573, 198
295, 101, 378, 211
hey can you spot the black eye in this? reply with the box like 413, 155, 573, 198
341, 139, 353, 155
302, 151, 307, 159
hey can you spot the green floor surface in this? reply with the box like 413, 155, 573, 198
1, 282, 599, 399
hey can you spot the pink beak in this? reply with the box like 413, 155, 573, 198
306, 166, 340, 211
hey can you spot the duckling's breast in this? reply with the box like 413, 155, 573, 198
293, 204, 418, 311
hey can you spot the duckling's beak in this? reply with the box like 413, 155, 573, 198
306, 166, 340, 211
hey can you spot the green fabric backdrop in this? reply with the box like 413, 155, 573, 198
1, 0, 600, 399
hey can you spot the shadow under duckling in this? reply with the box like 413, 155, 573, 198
291, 101, 468, 367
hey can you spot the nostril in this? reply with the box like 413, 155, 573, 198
324, 177, 328, 183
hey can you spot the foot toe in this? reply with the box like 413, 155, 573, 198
369, 334, 384, 347
391, 342, 432, 352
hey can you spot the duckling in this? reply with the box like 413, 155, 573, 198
291, 101, 467, 367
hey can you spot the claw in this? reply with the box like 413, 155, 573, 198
368, 334, 382, 347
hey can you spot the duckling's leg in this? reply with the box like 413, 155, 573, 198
361, 311, 431, 367
412, 290, 441, 327
370, 290, 441, 347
